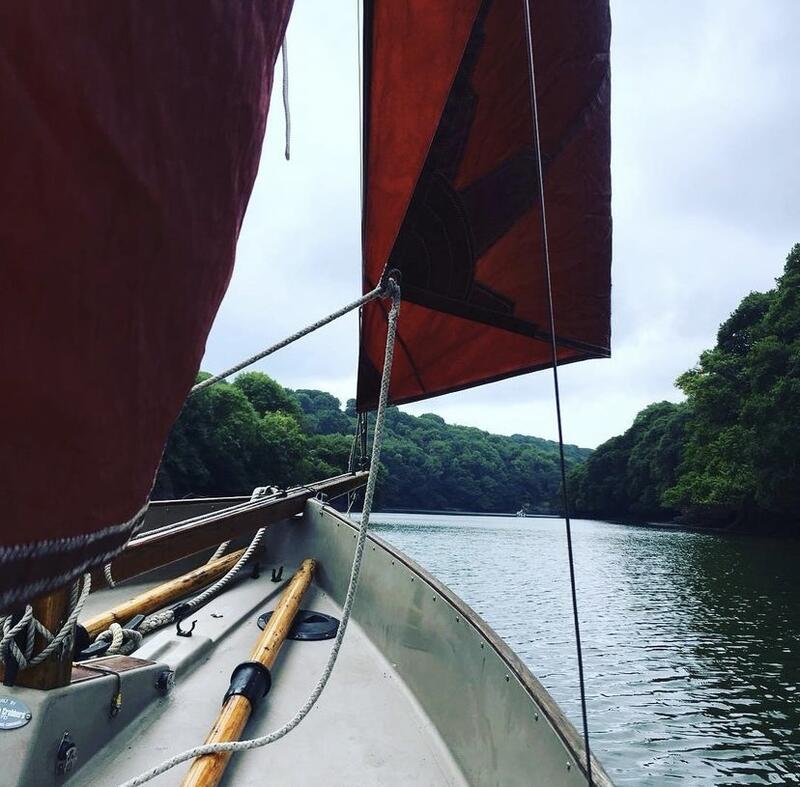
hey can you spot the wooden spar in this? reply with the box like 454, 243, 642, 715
0, 585, 74, 690
180, 558, 316, 787
81, 548, 247, 640
96, 472, 366, 586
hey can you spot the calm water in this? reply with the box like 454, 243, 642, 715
366, 514, 800, 786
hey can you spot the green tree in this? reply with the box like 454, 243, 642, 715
154, 372, 591, 512
665, 244, 800, 525
233, 372, 302, 419
569, 401, 689, 519
154, 378, 267, 498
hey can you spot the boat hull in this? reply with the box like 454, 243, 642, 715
0, 500, 611, 786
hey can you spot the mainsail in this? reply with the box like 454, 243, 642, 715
357, 0, 612, 411
0, 3, 293, 606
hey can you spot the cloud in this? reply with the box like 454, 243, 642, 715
202, 0, 798, 449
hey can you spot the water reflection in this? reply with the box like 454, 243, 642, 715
365, 514, 800, 786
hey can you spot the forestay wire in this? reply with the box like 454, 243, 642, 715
117, 280, 401, 787
522, 1, 593, 782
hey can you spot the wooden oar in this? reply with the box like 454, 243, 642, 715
80, 548, 248, 641
180, 558, 315, 787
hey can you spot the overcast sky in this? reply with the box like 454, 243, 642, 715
202, 1, 799, 449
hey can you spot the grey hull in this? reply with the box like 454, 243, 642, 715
0, 500, 611, 786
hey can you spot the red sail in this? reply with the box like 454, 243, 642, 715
0, 2, 292, 606
357, 0, 611, 411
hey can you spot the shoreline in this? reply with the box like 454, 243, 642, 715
354, 509, 799, 539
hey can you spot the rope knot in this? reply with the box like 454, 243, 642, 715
96, 623, 144, 656
0, 574, 91, 677
379, 269, 401, 303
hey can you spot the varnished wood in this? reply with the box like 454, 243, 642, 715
181, 696, 251, 785
0, 585, 73, 689
96, 473, 365, 586
245, 558, 315, 669
180, 558, 315, 787
81, 549, 247, 639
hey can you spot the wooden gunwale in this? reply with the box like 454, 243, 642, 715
95, 473, 367, 586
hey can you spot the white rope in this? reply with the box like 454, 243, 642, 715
0, 573, 91, 673
206, 488, 270, 565
103, 563, 117, 589
191, 284, 385, 394
95, 622, 143, 656
92, 486, 271, 650
206, 542, 230, 564
282, 38, 290, 161
117, 281, 400, 787
182, 487, 270, 613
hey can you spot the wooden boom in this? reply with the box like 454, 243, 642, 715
97, 472, 366, 586
81, 548, 247, 640
180, 558, 316, 787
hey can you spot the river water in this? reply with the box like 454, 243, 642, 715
366, 513, 800, 786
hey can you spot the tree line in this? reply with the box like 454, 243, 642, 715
569, 244, 800, 532
154, 373, 590, 513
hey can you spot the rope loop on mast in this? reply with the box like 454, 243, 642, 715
0, 573, 91, 679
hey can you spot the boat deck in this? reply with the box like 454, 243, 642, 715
0, 500, 611, 786
75, 573, 466, 786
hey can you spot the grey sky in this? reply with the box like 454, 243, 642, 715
202, 1, 799, 449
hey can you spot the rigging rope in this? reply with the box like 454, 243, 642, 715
281, 38, 291, 161
95, 622, 143, 657
93, 487, 272, 655
103, 562, 117, 589
521, 2, 593, 782
191, 283, 385, 394
118, 279, 400, 787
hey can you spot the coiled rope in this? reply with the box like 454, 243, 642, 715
0, 573, 91, 674
117, 280, 400, 787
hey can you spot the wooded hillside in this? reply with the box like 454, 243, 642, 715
154, 372, 589, 513
570, 244, 800, 530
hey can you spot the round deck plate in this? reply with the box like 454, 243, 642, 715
0, 697, 31, 730
257, 609, 339, 641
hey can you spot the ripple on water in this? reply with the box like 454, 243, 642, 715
366, 514, 800, 786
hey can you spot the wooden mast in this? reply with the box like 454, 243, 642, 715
180, 558, 316, 787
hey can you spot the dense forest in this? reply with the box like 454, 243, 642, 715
153, 373, 590, 513
570, 244, 800, 531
